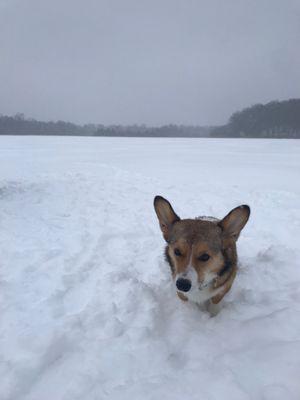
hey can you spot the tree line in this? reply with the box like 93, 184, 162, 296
1, 99, 299, 138
211, 99, 300, 138
0, 113, 97, 136
95, 124, 210, 137
0, 113, 210, 137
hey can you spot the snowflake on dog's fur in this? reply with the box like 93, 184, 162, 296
195, 216, 219, 223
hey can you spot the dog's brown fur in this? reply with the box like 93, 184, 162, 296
154, 196, 250, 304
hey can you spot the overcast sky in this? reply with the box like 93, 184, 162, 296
0, 0, 299, 126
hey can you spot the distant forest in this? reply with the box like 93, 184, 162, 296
1, 98, 299, 138
211, 99, 300, 138
0, 113, 209, 138
95, 125, 210, 137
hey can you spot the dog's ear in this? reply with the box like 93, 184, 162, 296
219, 205, 250, 240
154, 196, 180, 241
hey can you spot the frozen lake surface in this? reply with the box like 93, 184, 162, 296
1, 136, 300, 400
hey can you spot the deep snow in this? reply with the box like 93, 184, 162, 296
1, 136, 300, 400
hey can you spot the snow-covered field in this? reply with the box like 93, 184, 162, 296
1, 136, 300, 400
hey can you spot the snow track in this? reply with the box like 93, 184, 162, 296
1, 137, 300, 400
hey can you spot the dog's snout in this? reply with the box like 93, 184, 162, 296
176, 278, 192, 292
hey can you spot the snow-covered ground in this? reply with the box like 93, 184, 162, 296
1, 136, 300, 400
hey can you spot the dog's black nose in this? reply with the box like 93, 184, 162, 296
176, 278, 192, 292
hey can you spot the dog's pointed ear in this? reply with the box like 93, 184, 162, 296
219, 205, 250, 240
154, 196, 180, 241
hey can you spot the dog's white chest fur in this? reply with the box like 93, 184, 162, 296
183, 285, 215, 304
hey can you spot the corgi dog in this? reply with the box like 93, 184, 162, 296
154, 196, 250, 310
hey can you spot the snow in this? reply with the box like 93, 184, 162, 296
1, 136, 300, 400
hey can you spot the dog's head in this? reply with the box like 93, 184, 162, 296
154, 196, 250, 296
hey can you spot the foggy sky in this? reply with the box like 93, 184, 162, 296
0, 0, 299, 126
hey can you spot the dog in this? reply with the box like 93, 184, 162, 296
154, 196, 250, 311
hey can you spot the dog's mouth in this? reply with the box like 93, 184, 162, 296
198, 281, 213, 291
176, 272, 218, 293
176, 279, 214, 293
199, 283, 208, 290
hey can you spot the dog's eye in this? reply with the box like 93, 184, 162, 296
199, 253, 210, 262
174, 248, 182, 257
